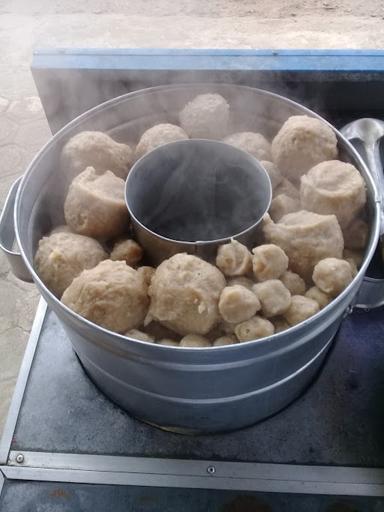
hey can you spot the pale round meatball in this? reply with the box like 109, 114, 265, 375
179, 93, 230, 139
61, 260, 149, 333
64, 167, 129, 239
157, 338, 180, 347
269, 194, 300, 222
223, 132, 271, 160
218, 285, 261, 324
147, 253, 226, 335
263, 211, 344, 281
273, 178, 300, 199
111, 239, 143, 266
213, 335, 238, 346
137, 266, 156, 286
61, 131, 133, 179
271, 115, 338, 181
125, 329, 155, 342
343, 218, 369, 250
272, 316, 290, 334
216, 239, 252, 277
234, 315, 274, 342
252, 244, 289, 281
260, 161, 283, 189
280, 270, 306, 296
134, 123, 188, 161
300, 160, 366, 228
34, 232, 107, 297
227, 276, 255, 290
253, 280, 291, 318
344, 258, 358, 278
180, 334, 211, 348
312, 257, 354, 296
283, 295, 320, 326
305, 286, 332, 309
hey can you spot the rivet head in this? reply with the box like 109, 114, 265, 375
207, 465, 216, 474
16, 453, 24, 464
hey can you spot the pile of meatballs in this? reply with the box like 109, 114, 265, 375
34, 92, 369, 348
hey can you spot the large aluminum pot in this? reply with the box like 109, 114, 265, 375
0, 84, 380, 434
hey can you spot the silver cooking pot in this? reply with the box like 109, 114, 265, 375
0, 84, 380, 434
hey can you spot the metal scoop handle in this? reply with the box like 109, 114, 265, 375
358, 125, 384, 235
341, 118, 384, 309
341, 118, 384, 234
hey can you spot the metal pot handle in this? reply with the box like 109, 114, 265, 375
341, 118, 384, 309
0, 176, 32, 282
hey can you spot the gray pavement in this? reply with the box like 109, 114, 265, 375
0, 97, 50, 433
1, 0, 384, 436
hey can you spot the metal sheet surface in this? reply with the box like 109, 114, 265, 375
11, 307, 384, 466
1, 478, 384, 512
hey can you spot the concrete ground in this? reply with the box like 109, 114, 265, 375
1, 0, 384, 435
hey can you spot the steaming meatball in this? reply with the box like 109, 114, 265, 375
253, 280, 291, 318
343, 218, 369, 250
147, 253, 226, 335
34, 232, 107, 297
125, 329, 154, 342
300, 160, 366, 228
274, 178, 300, 199
137, 266, 156, 286
223, 132, 271, 160
62, 260, 149, 333
283, 295, 320, 326
252, 244, 289, 281
111, 239, 143, 266
263, 211, 344, 281
61, 131, 133, 179
280, 270, 306, 295
157, 338, 179, 347
64, 167, 129, 239
134, 123, 188, 161
271, 115, 338, 181
234, 315, 274, 342
216, 239, 252, 277
260, 161, 283, 189
213, 335, 237, 346
312, 257, 353, 296
272, 316, 290, 334
305, 286, 332, 309
180, 334, 211, 348
227, 276, 255, 290
269, 194, 300, 222
179, 93, 230, 139
218, 285, 261, 324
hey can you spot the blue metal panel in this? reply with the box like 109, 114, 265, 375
33, 48, 384, 72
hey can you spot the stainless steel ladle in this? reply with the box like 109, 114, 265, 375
341, 118, 384, 309
341, 118, 384, 238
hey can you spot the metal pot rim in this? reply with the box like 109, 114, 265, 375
13, 82, 381, 352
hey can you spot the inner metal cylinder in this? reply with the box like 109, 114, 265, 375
126, 139, 272, 263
